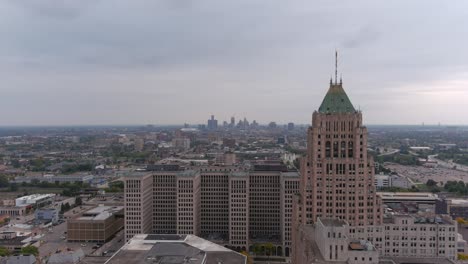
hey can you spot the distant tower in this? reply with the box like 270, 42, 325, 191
230, 116, 235, 128
207, 115, 218, 130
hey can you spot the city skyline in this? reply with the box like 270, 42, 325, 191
2, 0, 468, 126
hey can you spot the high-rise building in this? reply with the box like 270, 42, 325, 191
298, 71, 382, 226
230, 116, 235, 128
287, 122, 294, 130
207, 115, 218, 130
292, 53, 457, 263
123, 167, 300, 256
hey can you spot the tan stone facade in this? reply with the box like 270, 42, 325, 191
299, 107, 382, 226
292, 76, 457, 263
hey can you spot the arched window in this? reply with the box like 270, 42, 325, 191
341, 141, 346, 158
325, 141, 331, 158
333, 141, 339, 158
348, 141, 354, 158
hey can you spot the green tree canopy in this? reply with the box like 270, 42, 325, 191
426, 179, 437, 187
21, 245, 39, 256
0, 246, 11, 256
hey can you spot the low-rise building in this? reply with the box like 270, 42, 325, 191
378, 192, 437, 213
13, 174, 94, 185
293, 218, 378, 264
5, 255, 36, 264
0, 206, 27, 217
67, 206, 124, 243
0, 236, 29, 254
48, 249, 84, 264
104, 234, 246, 264
349, 214, 457, 260
374, 174, 414, 189
457, 233, 468, 254
34, 208, 59, 224
375, 174, 391, 189
15, 194, 55, 208
293, 214, 458, 264
436, 198, 468, 219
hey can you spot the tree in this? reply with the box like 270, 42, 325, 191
62, 189, 72, 197
21, 245, 39, 256
426, 179, 437, 187
0, 246, 11, 256
264, 242, 275, 258
75, 197, 82, 206
252, 243, 263, 256
0, 175, 9, 188
9, 183, 18, 192
31, 179, 40, 186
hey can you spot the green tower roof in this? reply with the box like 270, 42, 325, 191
318, 82, 356, 113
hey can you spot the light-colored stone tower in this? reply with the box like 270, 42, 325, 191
299, 53, 382, 227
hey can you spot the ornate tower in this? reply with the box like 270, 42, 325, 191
299, 53, 382, 226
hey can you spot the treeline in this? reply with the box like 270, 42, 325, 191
443, 181, 468, 196
0, 175, 90, 197
375, 153, 420, 166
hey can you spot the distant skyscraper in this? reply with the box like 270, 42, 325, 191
207, 115, 218, 130
243, 117, 249, 128
230, 116, 235, 128
287, 122, 294, 130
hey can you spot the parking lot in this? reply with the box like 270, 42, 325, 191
38, 221, 96, 258
386, 163, 468, 184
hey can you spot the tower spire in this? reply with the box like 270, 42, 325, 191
335, 50, 338, 85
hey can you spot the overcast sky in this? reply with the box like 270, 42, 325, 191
1, 0, 468, 126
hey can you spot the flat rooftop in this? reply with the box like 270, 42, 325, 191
380, 257, 456, 264
76, 206, 123, 221
378, 192, 437, 200
105, 234, 246, 264
448, 199, 468, 206
349, 240, 375, 251
16, 193, 55, 201
319, 218, 348, 227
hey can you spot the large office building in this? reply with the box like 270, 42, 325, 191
67, 206, 124, 243
124, 166, 299, 256
292, 56, 457, 263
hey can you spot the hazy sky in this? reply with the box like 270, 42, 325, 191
1, 0, 468, 126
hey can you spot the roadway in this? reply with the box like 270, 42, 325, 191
428, 155, 468, 172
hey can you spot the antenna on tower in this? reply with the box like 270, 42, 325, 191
335, 50, 338, 84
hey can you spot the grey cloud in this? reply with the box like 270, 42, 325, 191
7, 0, 98, 19
341, 25, 380, 49
1, 0, 468, 125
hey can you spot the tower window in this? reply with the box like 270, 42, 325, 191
325, 141, 331, 158
333, 142, 339, 158
340, 141, 346, 158
348, 141, 354, 158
